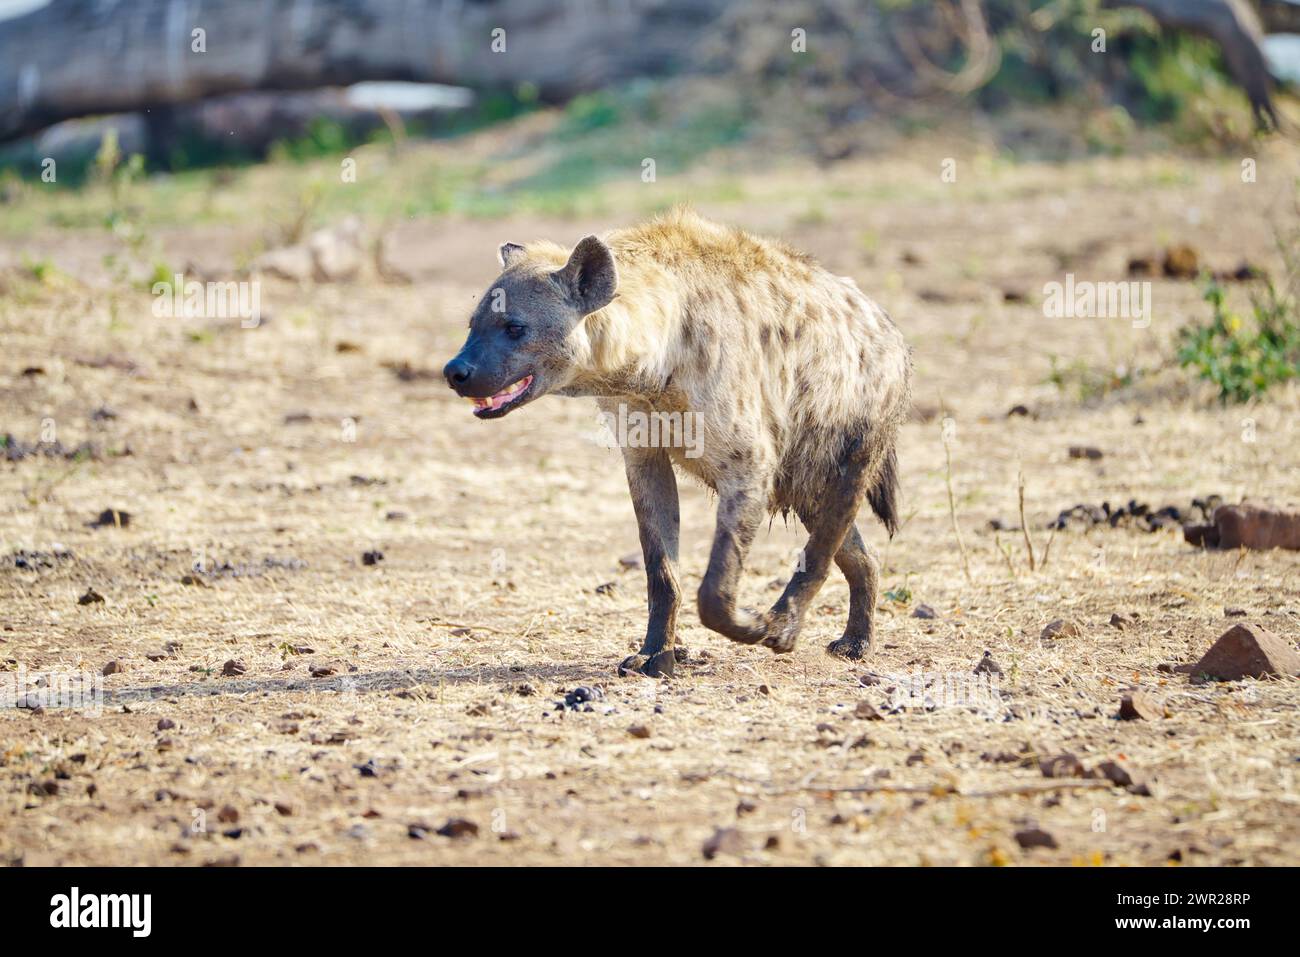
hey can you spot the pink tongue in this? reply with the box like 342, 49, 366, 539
487, 392, 510, 411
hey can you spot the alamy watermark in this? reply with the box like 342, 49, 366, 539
2, 665, 103, 716
1043, 273, 1151, 329
152, 272, 261, 328
584, 402, 703, 458
885, 668, 1003, 717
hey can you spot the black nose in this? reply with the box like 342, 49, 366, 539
443, 357, 475, 390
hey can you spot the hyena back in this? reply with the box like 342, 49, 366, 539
444, 208, 912, 678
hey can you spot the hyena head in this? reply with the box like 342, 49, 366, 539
443, 236, 617, 419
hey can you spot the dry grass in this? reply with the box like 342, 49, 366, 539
2, 131, 1298, 866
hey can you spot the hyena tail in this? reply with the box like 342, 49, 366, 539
866, 445, 900, 537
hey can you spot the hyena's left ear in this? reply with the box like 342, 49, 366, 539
498, 242, 527, 268
555, 236, 617, 315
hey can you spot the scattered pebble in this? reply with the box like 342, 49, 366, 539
78, 588, 105, 606
1014, 827, 1058, 850
436, 818, 479, 839
1038, 753, 1085, 779
88, 508, 131, 529
1041, 619, 1082, 640
1118, 690, 1164, 721
221, 659, 247, 677
702, 826, 744, 860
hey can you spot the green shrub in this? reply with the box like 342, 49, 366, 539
1177, 279, 1300, 403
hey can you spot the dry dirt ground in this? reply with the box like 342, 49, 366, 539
2, 131, 1298, 866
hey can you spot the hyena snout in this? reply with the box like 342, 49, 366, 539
442, 356, 476, 392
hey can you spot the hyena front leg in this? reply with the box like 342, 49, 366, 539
697, 482, 768, 645
616, 446, 682, 679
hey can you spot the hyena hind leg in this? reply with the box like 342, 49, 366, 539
763, 480, 868, 654
824, 524, 880, 661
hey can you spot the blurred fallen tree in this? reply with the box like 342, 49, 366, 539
0, 0, 1283, 152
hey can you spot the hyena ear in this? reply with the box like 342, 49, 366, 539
498, 242, 527, 268
555, 235, 617, 315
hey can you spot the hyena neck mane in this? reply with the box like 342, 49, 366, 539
548, 244, 684, 401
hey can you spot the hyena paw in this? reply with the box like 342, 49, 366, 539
825, 635, 869, 661
761, 611, 802, 654
617, 650, 675, 679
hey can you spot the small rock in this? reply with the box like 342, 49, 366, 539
1187, 503, 1300, 551
627, 724, 652, 739
217, 805, 239, 824
88, 508, 131, 528
618, 552, 644, 571
1038, 753, 1086, 779
274, 802, 295, 816
145, 648, 172, 661
157, 718, 176, 731
1014, 827, 1058, 850
854, 700, 884, 720
1041, 618, 1083, 640
255, 244, 314, 281
702, 826, 744, 860
1108, 612, 1129, 630
1224, 607, 1247, 618
101, 659, 125, 676
1118, 690, 1164, 721
1006, 404, 1031, 417
1191, 622, 1300, 681
1091, 760, 1134, 788
1162, 243, 1199, 280
594, 581, 617, 596
561, 686, 603, 710
361, 550, 384, 566
221, 659, 247, 677
79, 588, 105, 605
436, 818, 479, 839
911, 603, 938, 620
1068, 446, 1103, 461
973, 651, 1003, 677
309, 661, 340, 678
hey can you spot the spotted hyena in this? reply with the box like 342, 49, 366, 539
444, 208, 912, 678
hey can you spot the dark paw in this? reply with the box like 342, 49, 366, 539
617, 649, 675, 679
826, 635, 869, 660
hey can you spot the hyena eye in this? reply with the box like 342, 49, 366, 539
505, 322, 526, 340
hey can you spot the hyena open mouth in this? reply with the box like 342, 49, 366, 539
468, 375, 534, 418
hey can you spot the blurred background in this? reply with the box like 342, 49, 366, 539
0, 0, 1295, 195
